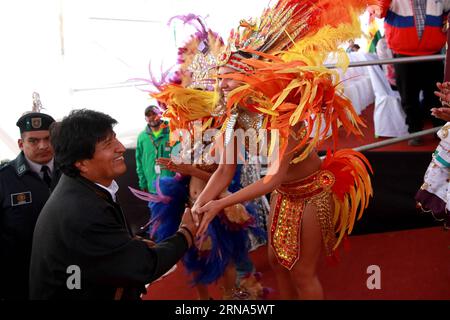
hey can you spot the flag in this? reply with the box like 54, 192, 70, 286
367, 16, 382, 53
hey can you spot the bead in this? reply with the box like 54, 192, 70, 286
270, 170, 337, 270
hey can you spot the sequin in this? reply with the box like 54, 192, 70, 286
270, 170, 336, 270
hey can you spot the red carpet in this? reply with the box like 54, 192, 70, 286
144, 227, 450, 300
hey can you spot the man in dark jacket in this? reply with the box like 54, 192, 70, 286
0, 111, 60, 300
29, 109, 196, 300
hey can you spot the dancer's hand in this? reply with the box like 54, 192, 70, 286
196, 200, 223, 236
157, 158, 193, 176
191, 198, 205, 216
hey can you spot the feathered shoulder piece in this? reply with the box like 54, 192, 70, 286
152, 84, 221, 135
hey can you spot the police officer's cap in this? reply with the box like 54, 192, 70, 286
16, 112, 55, 133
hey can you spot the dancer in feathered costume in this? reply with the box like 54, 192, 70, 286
191, 0, 374, 299
132, 15, 268, 300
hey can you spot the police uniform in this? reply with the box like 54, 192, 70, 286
0, 112, 60, 300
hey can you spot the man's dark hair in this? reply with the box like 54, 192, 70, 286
50, 109, 118, 177
144, 105, 158, 117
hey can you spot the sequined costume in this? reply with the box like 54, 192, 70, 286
224, 107, 270, 251
270, 150, 372, 269
239, 163, 270, 250
416, 123, 450, 229
210, 0, 374, 268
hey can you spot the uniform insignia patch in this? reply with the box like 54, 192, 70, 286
11, 192, 32, 206
17, 165, 26, 175
31, 117, 42, 129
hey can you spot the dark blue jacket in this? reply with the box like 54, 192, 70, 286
0, 152, 60, 300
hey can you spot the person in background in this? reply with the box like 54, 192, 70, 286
0, 111, 60, 300
368, 0, 450, 146
376, 35, 397, 90
351, 44, 360, 52
135, 105, 175, 238
416, 81, 450, 228
346, 39, 356, 53
135, 105, 174, 194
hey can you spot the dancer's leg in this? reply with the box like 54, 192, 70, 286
195, 284, 210, 300
267, 194, 298, 299
290, 201, 324, 300
220, 264, 237, 299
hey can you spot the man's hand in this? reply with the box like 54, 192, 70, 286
178, 208, 198, 246
157, 158, 193, 176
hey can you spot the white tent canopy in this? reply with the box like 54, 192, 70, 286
0, 0, 383, 161
0, 0, 269, 160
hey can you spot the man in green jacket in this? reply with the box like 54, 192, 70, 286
135, 105, 175, 194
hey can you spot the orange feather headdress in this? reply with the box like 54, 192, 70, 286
218, 0, 376, 162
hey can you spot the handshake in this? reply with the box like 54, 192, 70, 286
177, 207, 202, 247
177, 198, 223, 247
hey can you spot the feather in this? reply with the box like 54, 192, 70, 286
320, 149, 373, 250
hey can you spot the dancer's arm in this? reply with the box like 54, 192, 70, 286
191, 139, 239, 213
157, 158, 212, 181
195, 137, 296, 236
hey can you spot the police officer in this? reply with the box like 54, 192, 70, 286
0, 112, 60, 300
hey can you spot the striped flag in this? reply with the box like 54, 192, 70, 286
367, 16, 382, 53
